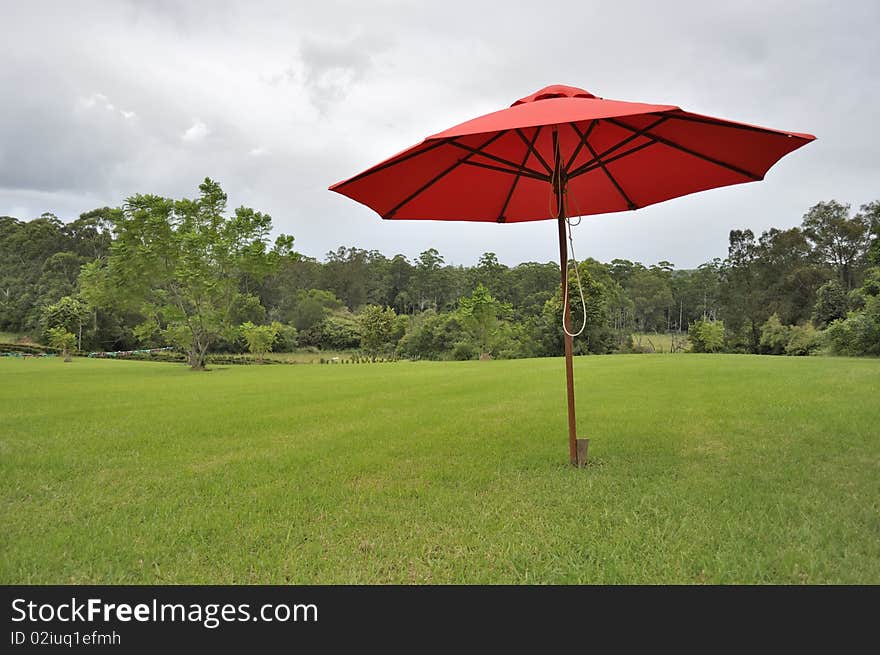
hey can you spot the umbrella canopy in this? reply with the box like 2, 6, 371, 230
330, 84, 814, 223
329, 84, 814, 466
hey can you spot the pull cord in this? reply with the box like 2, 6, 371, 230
549, 133, 588, 338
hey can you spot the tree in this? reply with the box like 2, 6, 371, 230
289, 289, 343, 331
84, 178, 293, 369
628, 268, 673, 332
759, 314, 791, 355
41, 295, 89, 349
46, 327, 76, 362
802, 200, 871, 290
412, 248, 445, 311
240, 321, 280, 361
824, 267, 880, 356
687, 319, 725, 353
358, 305, 398, 358
535, 261, 612, 356
859, 201, 880, 267
720, 229, 765, 352
458, 284, 511, 358
812, 280, 848, 329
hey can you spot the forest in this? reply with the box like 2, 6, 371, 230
1, 178, 878, 367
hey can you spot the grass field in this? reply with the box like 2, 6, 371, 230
630, 332, 688, 353
1, 354, 878, 584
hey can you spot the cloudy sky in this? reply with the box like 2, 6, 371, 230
2, 0, 877, 268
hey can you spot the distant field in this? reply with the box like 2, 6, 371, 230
630, 332, 688, 353
1, 354, 878, 584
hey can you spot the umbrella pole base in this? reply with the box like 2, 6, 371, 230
576, 438, 590, 468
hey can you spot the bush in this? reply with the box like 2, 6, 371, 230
785, 324, 822, 356
759, 314, 791, 355
825, 295, 880, 356
451, 341, 476, 360
688, 319, 725, 353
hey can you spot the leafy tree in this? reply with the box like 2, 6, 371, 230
812, 280, 848, 329
688, 319, 725, 353
289, 289, 343, 331
825, 296, 880, 356
802, 200, 871, 290
861, 201, 880, 266
41, 295, 89, 349
46, 327, 76, 362
759, 314, 791, 355
397, 310, 466, 360
412, 248, 445, 311
824, 269, 880, 356
240, 321, 280, 361
458, 284, 511, 358
720, 229, 765, 352
358, 305, 398, 358
785, 324, 822, 356
84, 178, 293, 369
317, 310, 361, 350
627, 268, 673, 332
537, 261, 612, 355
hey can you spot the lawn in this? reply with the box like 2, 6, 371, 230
1, 354, 878, 584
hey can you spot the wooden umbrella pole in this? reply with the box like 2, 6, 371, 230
557, 212, 578, 466
552, 126, 578, 466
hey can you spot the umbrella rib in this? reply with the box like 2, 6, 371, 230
384, 131, 508, 219
497, 126, 543, 222
606, 117, 762, 181
446, 140, 549, 180
460, 159, 548, 182
653, 111, 794, 137
567, 116, 669, 178
514, 128, 553, 174
572, 121, 638, 210
563, 120, 598, 174
333, 138, 454, 188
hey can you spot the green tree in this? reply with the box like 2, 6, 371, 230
802, 200, 871, 290
240, 321, 280, 361
628, 268, 673, 332
412, 248, 445, 311
458, 284, 511, 358
46, 326, 76, 362
720, 229, 765, 352
824, 267, 880, 356
759, 314, 791, 355
688, 319, 725, 353
812, 280, 848, 329
358, 305, 398, 358
859, 201, 880, 267
41, 295, 89, 349
84, 178, 293, 369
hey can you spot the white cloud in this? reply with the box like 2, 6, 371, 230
181, 119, 209, 142
3, 1, 878, 267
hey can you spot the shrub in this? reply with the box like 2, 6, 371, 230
451, 341, 477, 361
46, 327, 77, 362
759, 314, 791, 355
688, 319, 725, 353
825, 295, 880, 356
785, 324, 822, 356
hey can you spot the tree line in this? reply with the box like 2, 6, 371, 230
1, 178, 877, 368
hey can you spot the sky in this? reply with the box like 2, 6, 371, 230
1, 0, 877, 268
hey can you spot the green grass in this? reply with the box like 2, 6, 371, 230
1, 355, 878, 584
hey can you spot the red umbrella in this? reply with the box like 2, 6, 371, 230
330, 84, 815, 465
